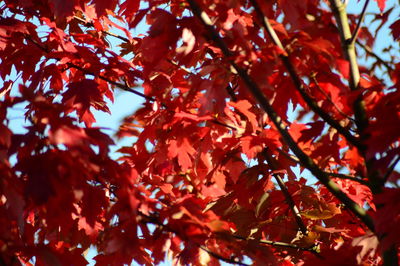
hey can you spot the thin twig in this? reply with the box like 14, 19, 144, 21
186, 0, 374, 232
383, 155, 400, 183
310, 74, 355, 122
25, 33, 238, 132
250, 0, 362, 150
324, 172, 369, 186
232, 235, 320, 255
74, 15, 130, 43
262, 148, 309, 235
66, 63, 154, 101
349, 0, 370, 44
356, 40, 394, 72
72, 16, 239, 131
199, 247, 250, 266
139, 212, 250, 265
274, 149, 369, 186
277, 149, 300, 164
328, 0, 381, 192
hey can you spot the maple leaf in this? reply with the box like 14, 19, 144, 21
62, 79, 109, 127
2, 0, 400, 264
374, 0, 386, 12
228, 100, 259, 131
49, 0, 75, 18
168, 137, 196, 171
390, 19, 400, 40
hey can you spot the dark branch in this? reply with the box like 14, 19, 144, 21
383, 155, 400, 183
310, 74, 355, 122
232, 235, 321, 256
262, 148, 309, 235
325, 172, 370, 186
199, 247, 250, 266
356, 40, 394, 73
349, 0, 370, 44
138, 212, 250, 265
66, 63, 154, 101
25, 33, 237, 131
250, 0, 362, 150
187, 0, 374, 232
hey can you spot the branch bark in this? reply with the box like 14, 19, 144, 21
186, 0, 374, 232
324, 172, 369, 186
139, 212, 249, 265
349, 0, 370, 44
232, 235, 320, 256
261, 148, 308, 236
329, 1, 399, 264
249, 0, 362, 150
328, 0, 381, 189
356, 40, 394, 73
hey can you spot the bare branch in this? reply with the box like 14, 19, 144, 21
186, 0, 374, 232
232, 235, 320, 256
329, 0, 368, 134
327, 0, 385, 194
349, 0, 370, 44
324, 172, 370, 186
199, 247, 250, 266
139, 212, 249, 265
383, 155, 400, 183
356, 40, 394, 73
249, 0, 362, 150
310, 74, 355, 122
262, 148, 308, 235
25, 34, 238, 132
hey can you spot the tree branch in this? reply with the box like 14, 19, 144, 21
74, 16, 131, 43
140, 211, 320, 262
310, 74, 355, 122
327, 0, 384, 194
328, 0, 368, 136
324, 172, 370, 186
199, 247, 250, 266
139, 212, 249, 265
65, 63, 155, 101
383, 155, 400, 183
186, 0, 374, 232
249, 0, 362, 150
349, 0, 370, 44
261, 148, 308, 236
232, 235, 320, 256
356, 40, 394, 73
24, 34, 238, 132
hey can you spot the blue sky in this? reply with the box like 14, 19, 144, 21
2, 0, 398, 265
86, 1, 398, 264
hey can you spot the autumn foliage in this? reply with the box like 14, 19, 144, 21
1, 0, 400, 265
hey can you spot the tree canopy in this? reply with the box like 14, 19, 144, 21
0, 0, 400, 265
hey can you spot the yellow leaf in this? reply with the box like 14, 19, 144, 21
301, 209, 335, 220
